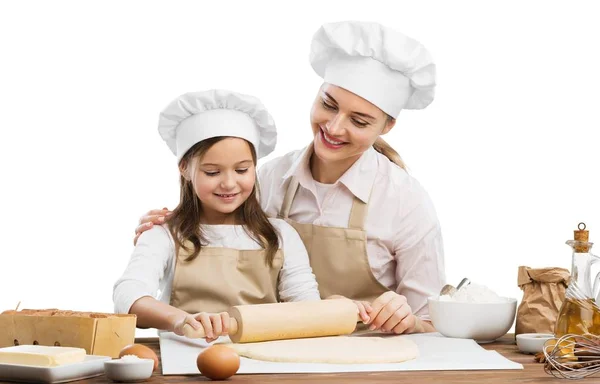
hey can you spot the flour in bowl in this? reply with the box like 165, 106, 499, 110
439, 283, 506, 303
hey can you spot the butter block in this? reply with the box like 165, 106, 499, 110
0, 345, 86, 367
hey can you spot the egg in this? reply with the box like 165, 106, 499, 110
119, 344, 159, 371
196, 345, 240, 380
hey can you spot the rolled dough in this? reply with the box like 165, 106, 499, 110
222, 335, 419, 364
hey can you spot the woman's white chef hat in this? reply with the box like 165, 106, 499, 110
158, 90, 277, 162
310, 21, 436, 118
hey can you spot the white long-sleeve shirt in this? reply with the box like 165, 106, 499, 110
113, 218, 320, 314
258, 146, 446, 318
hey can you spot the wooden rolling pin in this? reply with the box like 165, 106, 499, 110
182, 299, 358, 343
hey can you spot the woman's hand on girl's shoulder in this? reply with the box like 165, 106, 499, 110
133, 208, 172, 245
173, 311, 231, 343
327, 295, 372, 324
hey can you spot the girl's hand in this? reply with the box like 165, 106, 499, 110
173, 312, 231, 342
133, 208, 171, 245
366, 291, 417, 334
327, 295, 372, 323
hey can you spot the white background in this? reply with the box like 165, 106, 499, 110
1, 0, 598, 336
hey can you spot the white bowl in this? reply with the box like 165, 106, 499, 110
104, 358, 154, 382
516, 333, 554, 354
428, 296, 517, 343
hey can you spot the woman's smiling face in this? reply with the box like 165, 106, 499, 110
309, 83, 394, 166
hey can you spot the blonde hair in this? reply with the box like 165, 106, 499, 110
373, 116, 406, 169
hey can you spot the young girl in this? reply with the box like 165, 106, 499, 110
112, 90, 323, 341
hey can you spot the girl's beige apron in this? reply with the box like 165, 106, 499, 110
169, 244, 283, 313
279, 177, 389, 302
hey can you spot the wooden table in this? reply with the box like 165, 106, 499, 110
1, 335, 574, 383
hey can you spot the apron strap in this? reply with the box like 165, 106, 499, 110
280, 175, 374, 230
279, 177, 300, 219
347, 180, 376, 230
348, 197, 367, 230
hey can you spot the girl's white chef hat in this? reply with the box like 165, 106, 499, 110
158, 90, 277, 162
310, 21, 436, 118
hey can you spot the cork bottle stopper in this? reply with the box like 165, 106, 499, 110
573, 222, 590, 252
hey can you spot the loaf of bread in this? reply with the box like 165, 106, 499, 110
0, 308, 137, 358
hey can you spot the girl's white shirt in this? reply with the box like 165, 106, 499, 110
258, 146, 446, 318
113, 218, 321, 314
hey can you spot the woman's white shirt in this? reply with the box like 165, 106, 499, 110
113, 219, 321, 314
258, 146, 446, 318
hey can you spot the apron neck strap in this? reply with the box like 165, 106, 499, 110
348, 177, 376, 230
280, 176, 372, 231
348, 196, 368, 230
279, 177, 300, 219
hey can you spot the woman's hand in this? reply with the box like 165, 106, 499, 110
173, 312, 231, 343
133, 208, 171, 245
327, 295, 372, 323
366, 291, 421, 334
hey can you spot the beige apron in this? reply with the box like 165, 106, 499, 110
169, 243, 283, 313
278, 177, 389, 302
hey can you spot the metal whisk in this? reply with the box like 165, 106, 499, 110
543, 333, 600, 379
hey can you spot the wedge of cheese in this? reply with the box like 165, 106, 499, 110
0, 345, 86, 367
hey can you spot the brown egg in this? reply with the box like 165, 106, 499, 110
119, 344, 159, 371
196, 345, 240, 380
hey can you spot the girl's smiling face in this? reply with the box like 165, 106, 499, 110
183, 137, 256, 224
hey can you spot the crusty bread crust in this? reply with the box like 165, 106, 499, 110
1, 309, 131, 318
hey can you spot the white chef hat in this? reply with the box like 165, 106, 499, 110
158, 90, 277, 162
310, 21, 436, 118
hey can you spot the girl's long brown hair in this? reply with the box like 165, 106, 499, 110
166, 137, 280, 266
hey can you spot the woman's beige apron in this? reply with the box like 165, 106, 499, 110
169, 244, 283, 313
278, 177, 389, 302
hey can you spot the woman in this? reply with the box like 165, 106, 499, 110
134, 21, 446, 334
